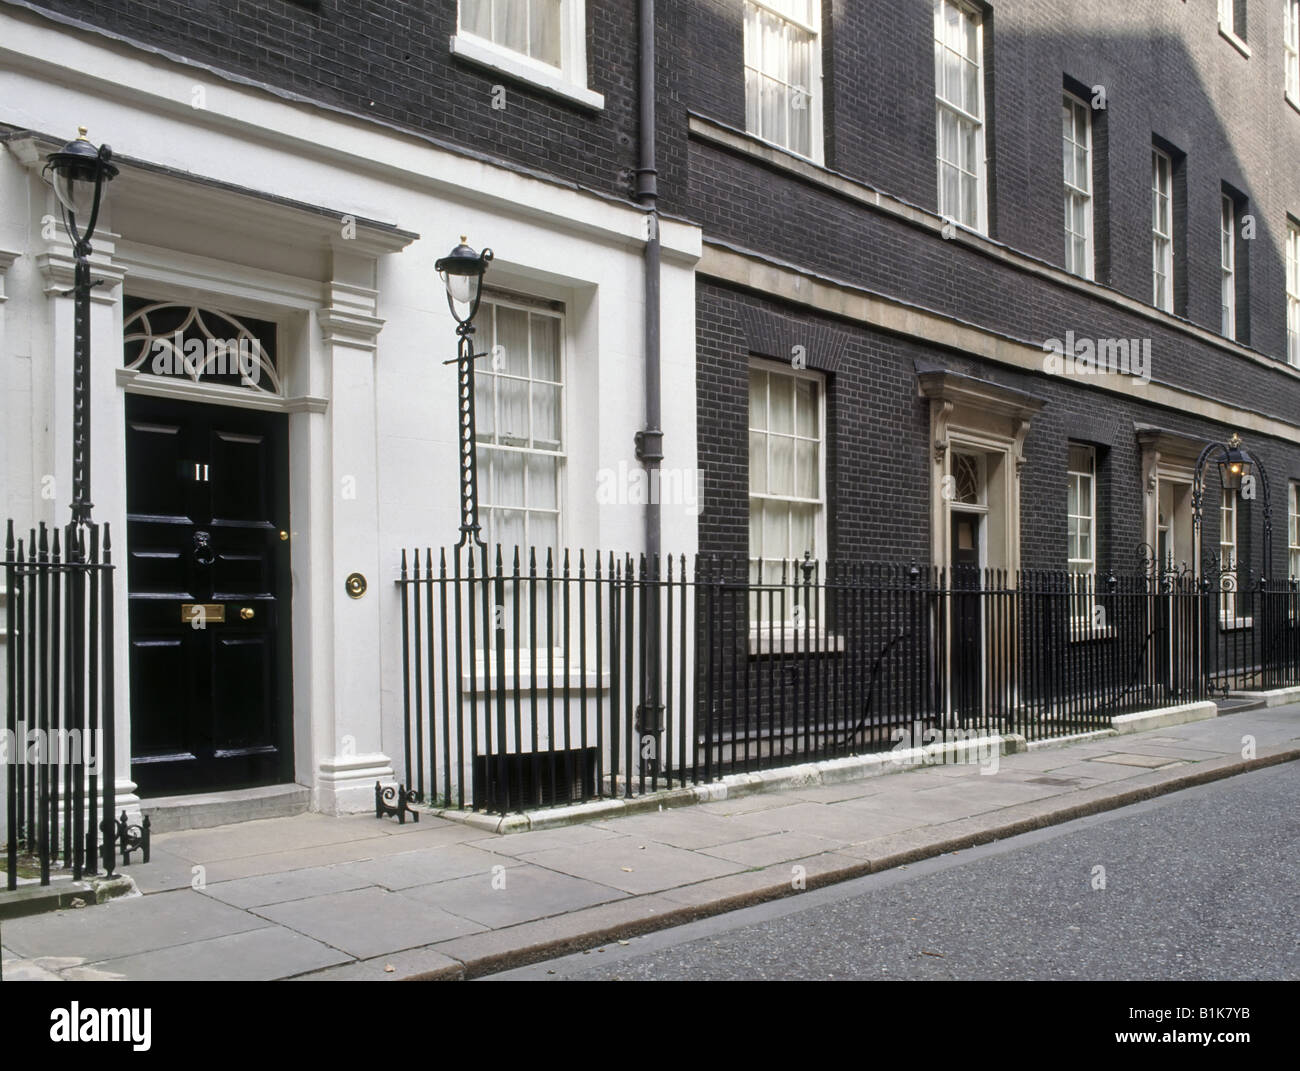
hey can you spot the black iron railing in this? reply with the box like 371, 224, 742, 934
3, 519, 145, 889
394, 549, 1300, 815
1199, 572, 1300, 695
395, 546, 694, 813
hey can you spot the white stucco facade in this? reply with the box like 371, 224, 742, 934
0, 10, 701, 816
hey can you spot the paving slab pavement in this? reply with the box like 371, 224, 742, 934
2, 702, 1297, 982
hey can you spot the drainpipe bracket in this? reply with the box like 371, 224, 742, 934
634, 428, 664, 464
635, 703, 665, 734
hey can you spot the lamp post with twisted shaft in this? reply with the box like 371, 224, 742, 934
43, 128, 118, 526
435, 237, 494, 548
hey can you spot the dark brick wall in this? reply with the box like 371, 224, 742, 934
667, 0, 1300, 368
19, 0, 643, 200
697, 282, 1300, 577
676, 1, 1300, 573
686, 133, 1300, 421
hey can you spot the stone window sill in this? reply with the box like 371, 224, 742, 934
748, 630, 845, 656
1068, 621, 1116, 643
449, 34, 605, 111
1219, 25, 1252, 59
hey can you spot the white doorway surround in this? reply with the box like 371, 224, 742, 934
4, 131, 417, 816
919, 367, 1044, 724
1136, 425, 1202, 574
918, 367, 1045, 575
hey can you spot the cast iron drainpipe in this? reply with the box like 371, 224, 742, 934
634, 0, 665, 762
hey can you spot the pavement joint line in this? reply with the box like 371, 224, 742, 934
152, 826, 387, 863
19, 915, 282, 978
395, 744, 1300, 981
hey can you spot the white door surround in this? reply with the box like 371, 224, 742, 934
919, 368, 1045, 575
6, 131, 418, 814
1136, 425, 1203, 574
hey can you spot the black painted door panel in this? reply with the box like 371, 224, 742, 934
126, 394, 291, 796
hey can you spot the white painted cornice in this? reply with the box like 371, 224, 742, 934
4, 131, 418, 261
114, 240, 323, 312
1134, 424, 1208, 461
116, 367, 328, 412
917, 368, 1046, 421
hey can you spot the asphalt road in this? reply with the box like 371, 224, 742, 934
493, 762, 1300, 981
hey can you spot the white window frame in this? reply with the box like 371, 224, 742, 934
747, 359, 828, 639
1218, 0, 1252, 56
1288, 219, 1300, 367
1067, 445, 1096, 577
1067, 445, 1108, 640
1221, 195, 1236, 338
934, 0, 988, 234
451, 0, 604, 110
743, 0, 824, 164
1152, 149, 1174, 313
1287, 0, 1300, 105
1218, 490, 1249, 628
1289, 481, 1300, 580
474, 294, 566, 556
1062, 93, 1094, 280
1220, 492, 1237, 579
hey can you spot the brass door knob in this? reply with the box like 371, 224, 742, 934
279, 530, 289, 541
240, 607, 255, 620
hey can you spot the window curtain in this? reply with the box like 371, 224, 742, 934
744, 1, 814, 158
462, 0, 561, 67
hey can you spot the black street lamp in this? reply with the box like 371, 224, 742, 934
1192, 433, 1273, 582
44, 127, 118, 526
435, 236, 493, 548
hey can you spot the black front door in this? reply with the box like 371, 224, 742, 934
126, 394, 292, 796
950, 511, 982, 721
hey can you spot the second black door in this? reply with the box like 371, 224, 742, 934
951, 511, 983, 722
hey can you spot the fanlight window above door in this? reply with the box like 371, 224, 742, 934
952, 452, 983, 505
123, 298, 281, 394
